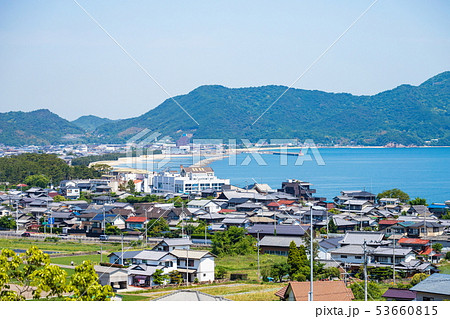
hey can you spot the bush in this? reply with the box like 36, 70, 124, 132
446, 251, 450, 260
350, 282, 383, 300
215, 266, 227, 279
44, 236, 60, 242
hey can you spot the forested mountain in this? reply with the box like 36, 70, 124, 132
1, 72, 449, 146
93, 71, 450, 146
0, 109, 85, 146
72, 115, 114, 132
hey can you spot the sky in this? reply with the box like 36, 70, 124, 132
0, 0, 449, 121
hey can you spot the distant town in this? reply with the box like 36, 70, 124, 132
0, 138, 449, 302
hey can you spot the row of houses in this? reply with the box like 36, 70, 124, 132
95, 238, 215, 289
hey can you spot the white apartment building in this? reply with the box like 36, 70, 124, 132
152, 165, 229, 194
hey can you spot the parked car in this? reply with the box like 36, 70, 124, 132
21, 232, 31, 237
99, 234, 109, 241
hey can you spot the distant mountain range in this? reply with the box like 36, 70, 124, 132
1, 71, 449, 146
72, 115, 115, 133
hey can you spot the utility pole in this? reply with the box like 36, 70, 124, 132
393, 236, 396, 285
186, 247, 189, 287
309, 205, 314, 301
257, 230, 260, 282
103, 206, 106, 235
363, 239, 368, 301
121, 233, 124, 266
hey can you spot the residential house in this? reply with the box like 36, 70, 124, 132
275, 281, 354, 301
125, 216, 147, 230
382, 288, 416, 301
372, 247, 416, 265
90, 213, 126, 232
410, 273, 450, 301
259, 236, 305, 256
152, 238, 193, 252
406, 221, 444, 238
318, 236, 343, 260
407, 205, 431, 217
341, 200, 373, 213
95, 265, 128, 290
222, 217, 250, 229
171, 249, 216, 283
187, 200, 222, 214
247, 224, 310, 239
278, 180, 318, 200
340, 190, 376, 201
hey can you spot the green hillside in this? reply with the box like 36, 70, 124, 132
0, 109, 86, 146
93, 71, 450, 146
72, 115, 114, 132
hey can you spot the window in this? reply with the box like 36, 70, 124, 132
340, 255, 347, 259
188, 260, 194, 267
203, 273, 206, 277
423, 296, 434, 301
355, 256, 362, 259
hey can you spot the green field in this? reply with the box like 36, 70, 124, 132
0, 237, 120, 253
438, 261, 450, 274
216, 253, 287, 281
50, 254, 107, 266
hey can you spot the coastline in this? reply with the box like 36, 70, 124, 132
91, 145, 450, 170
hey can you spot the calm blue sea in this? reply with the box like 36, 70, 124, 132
120, 147, 450, 204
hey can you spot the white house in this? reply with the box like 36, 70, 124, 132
171, 249, 216, 283
152, 238, 193, 252
187, 200, 222, 214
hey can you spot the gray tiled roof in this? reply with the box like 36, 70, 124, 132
410, 273, 450, 296
339, 231, 384, 245
259, 235, 305, 248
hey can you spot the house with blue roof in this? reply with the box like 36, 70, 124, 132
410, 273, 450, 301
90, 213, 126, 231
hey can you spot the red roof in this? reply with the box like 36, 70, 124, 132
267, 202, 281, 207
219, 209, 236, 213
419, 246, 432, 255
379, 219, 402, 225
278, 200, 295, 205
398, 238, 430, 245
126, 216, 147, 223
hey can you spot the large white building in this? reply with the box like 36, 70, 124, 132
152, 166, 229, 194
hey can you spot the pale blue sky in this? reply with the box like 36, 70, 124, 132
0, 0, 449, 120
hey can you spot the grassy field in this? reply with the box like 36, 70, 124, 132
50, 254, 107, 266
216, 253, 287, 281
0, 237, 121, 253
438, 261, 450, 274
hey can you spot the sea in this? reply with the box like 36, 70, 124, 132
118, 147, 450, 204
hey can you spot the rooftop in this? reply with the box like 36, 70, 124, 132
410, 273, 450, 296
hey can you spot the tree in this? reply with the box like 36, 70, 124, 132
445, 251, 450, 260
328, 217, 337, 233
377, 188, 410, 203
409, 197, 427, 206
350, 282, 382, 300
105, 224, 121, 235
432, 243, 443, 253
287, 241, 309, 280
66, 260, 114, 300
24, 174, 50, 188
411, 273, 429, 286
52, 195, 66, 202
211, 226, 256, 256
152, 269, 169, 285
147, 218, 169, 237
0, 246, 67, 300
168, 270, 183, 284
0, 215, 16, 230
268, 262, 291, 282
127, 180, 136, 193
214, 266, 227, 280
